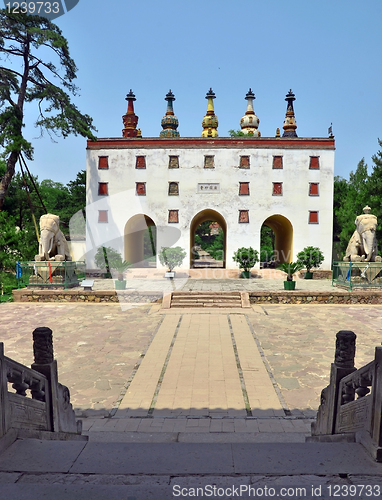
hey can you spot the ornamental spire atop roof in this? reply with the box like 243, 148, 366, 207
201, 88, 218, 137
240, 88, 260, 136
122, 90, 139, 138
160, 90, 180, 137
282, 89, 298, 137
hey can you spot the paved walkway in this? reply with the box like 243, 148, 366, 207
1, 298, 381, 440
2, 294, 382, 497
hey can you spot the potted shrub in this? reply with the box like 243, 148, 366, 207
94, 246, 121, 279
233, 247, 259, 278
159, 246, 186, 278
278, 261, 303, 290
297, 246, 324, 279
110, 255, 131, 290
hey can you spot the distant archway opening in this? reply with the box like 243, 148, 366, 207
124, 214, 156, 268
190, 209, 227, 268
261, 214, 293, 264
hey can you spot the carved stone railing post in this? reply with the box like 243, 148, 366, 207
31, 327, 81, 435
370, 347, 382, 458
312, 330, 357, 436
0, 343, 9, 438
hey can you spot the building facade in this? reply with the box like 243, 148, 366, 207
86, 89, 335, 271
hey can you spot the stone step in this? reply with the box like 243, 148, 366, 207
0, 438, 379, 477
170, 291, 245, 308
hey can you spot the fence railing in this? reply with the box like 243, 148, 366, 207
332, 261, 382, 291
17, 261, 86, 290
310, 330, 382, 461
0, 327, 82, 441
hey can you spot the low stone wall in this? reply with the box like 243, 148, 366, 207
249, 290, 382, 304
12, 289, 162, 303
298, 270, 332, 279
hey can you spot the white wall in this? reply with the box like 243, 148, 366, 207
86, 139, 334, 270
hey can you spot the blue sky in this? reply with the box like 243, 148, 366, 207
20, 0, 382, 185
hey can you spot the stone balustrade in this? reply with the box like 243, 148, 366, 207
309, 330, 382, 461
0, 327, 83, 452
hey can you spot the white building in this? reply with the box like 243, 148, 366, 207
86, 89, 335, 271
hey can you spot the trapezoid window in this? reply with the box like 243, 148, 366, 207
136, 182, 146, 195
309, 156, 320, 169
309, 183, 319, 196
273, 156, 283, 169
168, 156, 179, 168
204, 155, 215, 169
168, 210, 179, 223
168, 182, 179, 195
135, 156, 146, 169
98, 210, 108, 223
239, 210, 249, 223
239, 182, 250, 195
309, 211, 319, 224
239, 156, 250, 169
98, 156, 108, 169
272, 182, 283, 196
98, 182, 108, 196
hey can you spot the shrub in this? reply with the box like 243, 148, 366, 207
297, 246, 324, 272
233, 247, 259, 272
159, 246, 186, 271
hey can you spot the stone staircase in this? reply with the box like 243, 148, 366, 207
169, 291, 246, 308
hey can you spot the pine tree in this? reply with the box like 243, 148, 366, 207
0, 10, 96, 209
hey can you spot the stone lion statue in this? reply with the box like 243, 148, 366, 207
35, 214, 72, 261
343, 206, 381, 263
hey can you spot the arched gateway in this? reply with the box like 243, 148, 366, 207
124, 214, 156, 267
190, 209, 227, 268
262, 215, 293, 264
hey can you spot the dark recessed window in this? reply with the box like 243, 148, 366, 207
98, 210, 108, 223
309, 211, 319, 224
136, 182, 146, 195
239, 182, 250, 195
98, 156, 108, 169
168, 210, 179, 223
136, 156, 146, 169
204, 155, 214, 168
238, 210, 249, 223
309, 156, 320, 169
239, 156, 250, 169
273, 156, 283, 169
169, 156, 179, 169
309, 183, 319, 196
272, 182, 283, 196
98, 182, 108, 196
168, 182, 179, 195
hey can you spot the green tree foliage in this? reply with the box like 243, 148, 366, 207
296, 246, 324, 272
333, 148, 382, 258
159, 246, 186, 271
228, 129, 253, 137
233, 247, 259, 272
260, 225, 275, 263
0, 10, 96, 209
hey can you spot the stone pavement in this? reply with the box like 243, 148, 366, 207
1, 292, 382, 498
1, 300, 382, 428
83, 271, 335, 293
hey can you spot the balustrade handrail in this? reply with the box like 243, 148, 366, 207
5, 354, 49, 400
1, 327, 82, 443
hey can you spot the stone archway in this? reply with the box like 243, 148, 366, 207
190, 209, 227, 268
124, 214, 156, 267
262, 214, 293, 264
